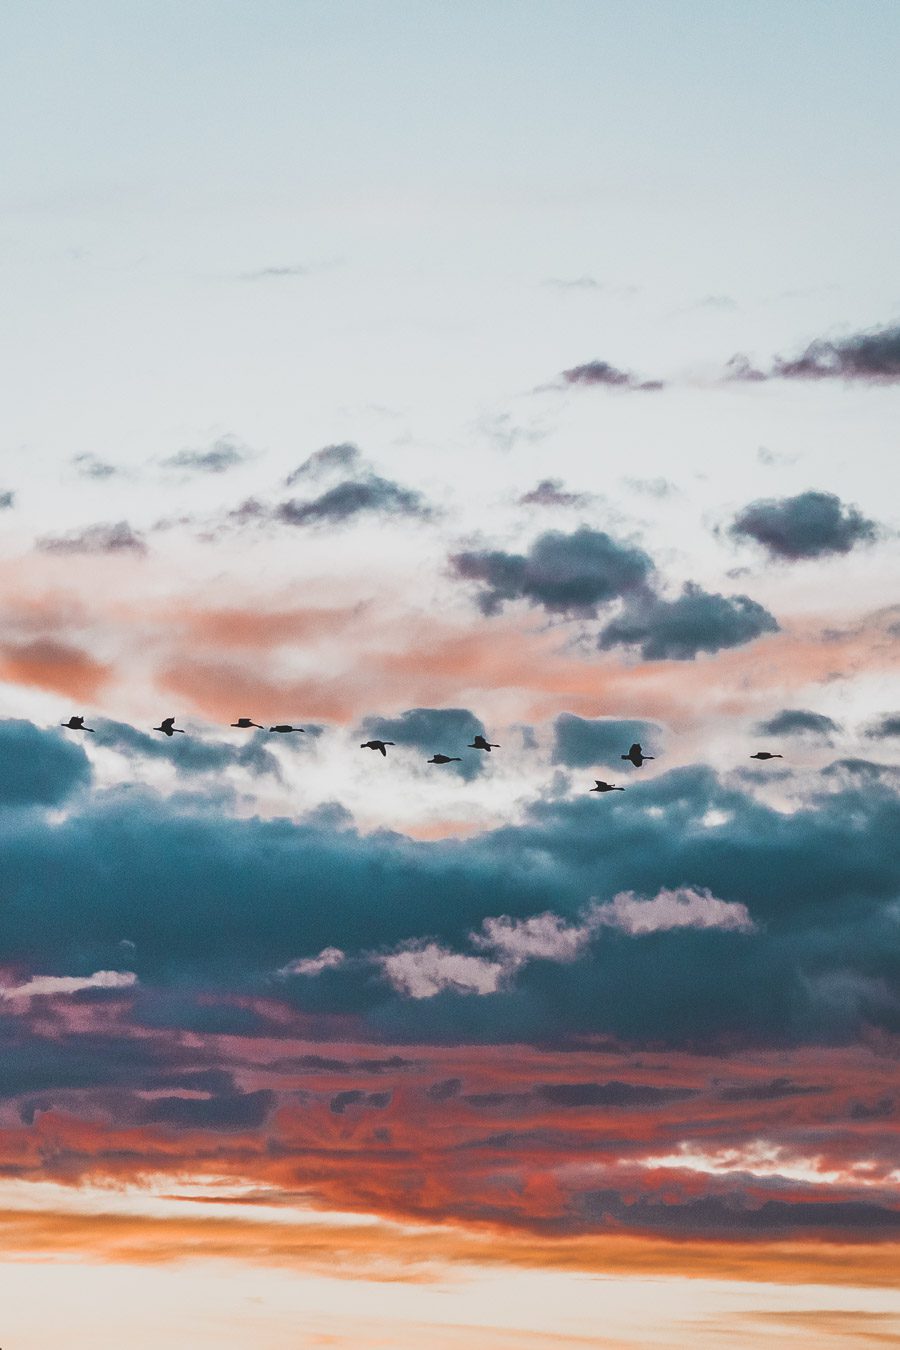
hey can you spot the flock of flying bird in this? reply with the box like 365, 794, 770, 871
59, 715, 784, 791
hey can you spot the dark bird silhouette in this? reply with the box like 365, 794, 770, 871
468, 735, 500, 751
154, 717, 185, 737
231, 718, 263, 729
590, 780, 624, 792
750, 751, 783, 760
622, 742, 654, 767
361, 740, 394, 756
61, 715, 94, 733
428, 754, 462, 764
269, 725, 305, 733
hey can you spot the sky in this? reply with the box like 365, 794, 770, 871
0, 2, 899, 1346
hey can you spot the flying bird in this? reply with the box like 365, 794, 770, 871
622, 743, 654, 767
154, 717, 185, 737
590, 780, 624, 792
61, 715, 94, 733
428, 754, 462, 764
231, 718, 263, 729
361, 740, 394, 756
269, 725, 305, 733
468, 735, 500, 751
750, 751, 783, 760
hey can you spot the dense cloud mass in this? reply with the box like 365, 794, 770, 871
598, 583, 779, 659
0, 720, 91, 806
865, 714, 900, 740
756, 709, 842, 740
552, 714, 662, 768
36, 520, 147, 555
358, 708, 488, 779
730, 491, 878, 560
451, 527, 653, 616
726, 324, 900, 383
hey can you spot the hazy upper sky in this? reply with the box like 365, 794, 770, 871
0, 4, 898, 1348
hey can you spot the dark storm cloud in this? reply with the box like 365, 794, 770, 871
330, 1089, 392, 1115
560, 360, 664, 391
284, 443, 362, 486
276, 475, 431, 527
551, 715, 662, 769
92, 721, 283, 780
1, 730, 899, 1052
36, 520, 147, 555
756, 709, 842, 740
358, 708, 487, 779
518, 479, 592, 508
450, 528, 653, 617
141, 1089, 276, 1130
162, 437, 249, 474
536, 1082, 695, 1108
0, 720, 91, 806
864, 714, 900, 740
729, 491, 878, 560
598, 583, 778, 660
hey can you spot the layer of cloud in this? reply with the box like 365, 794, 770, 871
162, 436, 250, 475
0, 970, 136, 1001
729, 491, 878, 560
35, 521, 147, 555
728, 323, 900, 384
560, 360, 663, 391
357, 707, 488, 779
518, 479, 593, 508
756, 709, 842, 740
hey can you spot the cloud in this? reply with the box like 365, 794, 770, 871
280, 947, 346, 977
329, 1089, 391, 1114
451, 527, 653, 617
241, 265, 309, 280
0, 719, 91, 806
141, 1088, 275, 1130
474, 912, 593, 964
162, 437, 250, 474
590, 887, 755, 935
864, 714, 900, 740
537, 1081, 695, 1108
357, 707, 487, 779
92, 721, 283, 780
718, 1076, 827, 1102
560, 360, 663, 391
755, 709, 842, 740
552, 715, 662, 769
726, 323, 900, 383
623, 477, 677, 498
518, 479, 592, 508
598, 583, 778, 660
729, 491, 878, 560
0, 639, 110, 700
0, 970, 135, 1001
276, 475, 431, 528
426, 1077, 462, 1101
71, 454, 121, 480
378, 943, 506, 999
0, 490, 15, 509
35, 521, 147, 555
285, 443, 362, 486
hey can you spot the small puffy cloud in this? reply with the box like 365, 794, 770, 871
358, 707, 486, 779
36, 521, 147, 555
426, 1077, 462, 1101
72, 454, 120, 480
474, 912, 592, 964
518, 479, 592, 508
730, 491, 878, 560
560, 360, 663, 391
162, 436, 250, 474
330, 1089, 391, 1114
864, 714, 900, 740
0, 490, 15, 509
279, 947, 345, 977
598, 583, 778, 660
756, 709, 842, 740
552, 715, 662, 769
378, 943, 505, 999
285, 443, 361, 486
277, 475, 431, 528
590, 887, 755, 935
0, 970, 136, 1001
451, 527, 653, 618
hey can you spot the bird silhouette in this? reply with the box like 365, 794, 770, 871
154, 717, 185, 737
750, 751, 783, 760
361, 740, 394, 756
428, 754, 462, 764
231, 718, 262, 729
468, 735, 500, 751
590, 780, 624, 792
61, 715, 94, 733
623, 742, 654, 767
269, 725, 305, 734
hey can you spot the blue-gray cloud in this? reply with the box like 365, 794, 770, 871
727, 323, 900, 384
863, 714, 900, 740
36, 521, 147, 555
729, 491, 878, 560
598, 583, 778, 660
162, 437, 250, 475
0, 720, 91, 807
0, 490, 15, 509
92, 721, 284, 779
285, 443, 361, 486
561, 360, 663, 392
277, 475, 431, 527
756, 709, 841, 741
451, 528, 653, 618
358, 708, 487, 779
552, 715, 662, 769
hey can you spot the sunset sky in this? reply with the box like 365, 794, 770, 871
1, 2, 899, 1346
